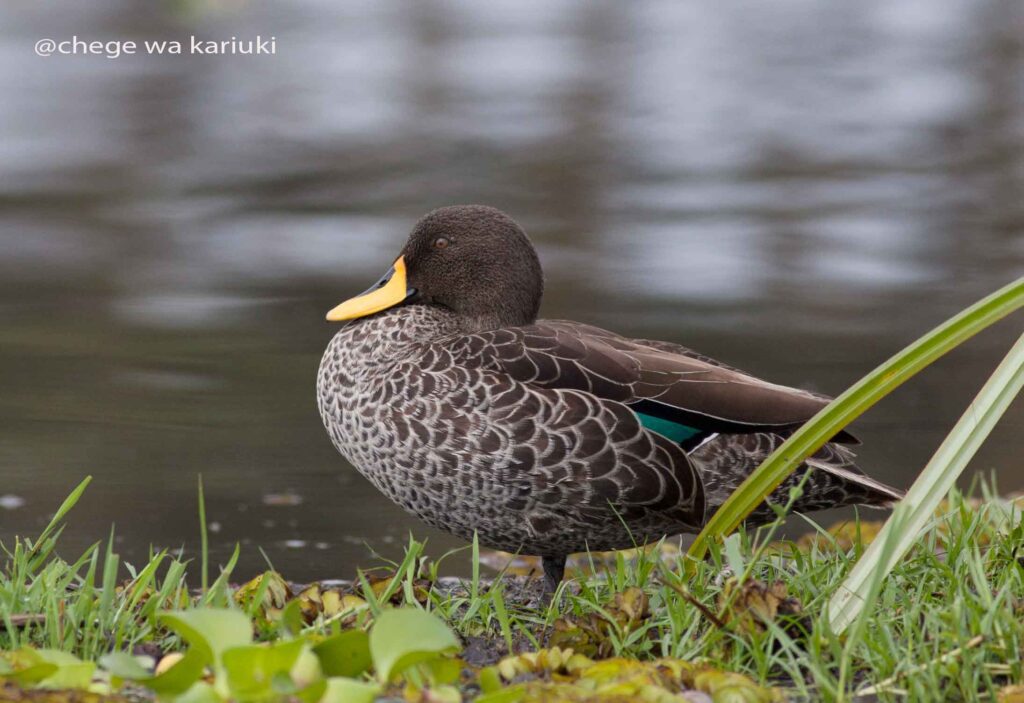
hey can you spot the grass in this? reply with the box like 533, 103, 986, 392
2, 281, 1020, 701
2, 479, 1023, 701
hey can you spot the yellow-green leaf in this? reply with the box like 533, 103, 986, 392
312, 630, 371, 678
369, 608, 459, 683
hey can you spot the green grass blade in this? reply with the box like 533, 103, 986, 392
198, 475, 209, 594
687, 277, 1024, 565
97, 526, 120, 628
471, 533, 481, 603
31, 476, 92, 554
202, 544, 240, 607
828, 330, 1024, 633
491, 584, 514, 655
835, 506, 911, 695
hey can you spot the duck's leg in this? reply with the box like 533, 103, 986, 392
541, 555, 566, 596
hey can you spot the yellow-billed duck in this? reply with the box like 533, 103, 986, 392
317, 205, 903, 592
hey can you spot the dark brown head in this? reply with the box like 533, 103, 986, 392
326, 205, 544, 330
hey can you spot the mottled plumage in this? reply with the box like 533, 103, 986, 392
318, 306, 703, 558
317, 205, 903, 590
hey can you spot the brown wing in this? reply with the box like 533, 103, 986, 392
451, 320, 856, 443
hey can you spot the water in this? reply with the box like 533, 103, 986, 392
1, 0, 1021, 582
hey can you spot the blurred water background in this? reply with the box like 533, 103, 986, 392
1, 0, 1022, 581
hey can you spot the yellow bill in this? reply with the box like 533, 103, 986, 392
326, 256, 413, 322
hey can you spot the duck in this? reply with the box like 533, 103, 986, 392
317, 205, 904, 593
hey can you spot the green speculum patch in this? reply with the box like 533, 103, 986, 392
636, 412, 702, 443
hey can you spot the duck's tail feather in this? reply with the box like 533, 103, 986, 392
689, 432, 904, 526
804, 457, 905, 508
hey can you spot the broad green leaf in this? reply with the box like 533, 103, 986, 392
421, 656, 462, 686
312, 630, 371, 678
160, 609, 252, 698
27, 650, 94, 690
221, 639, 307, 700
7, 650, 89, 690
147, 651, 208, 695
100, 650, 207, 695
174, 680, 223, 703
100, 652, 152, 680
3, 649, 58, 686
37, 662, 96, 690
369, 608, 459, 682
476, 687, 525, 703
159, 609, 252, 664
319, 677, 380, 703
10, 663, 59, 686
478, 666, 503, 694
687, 277, 1024, 565
289, 647, 324, 690
27, 649, 81, 666
150, 650, 208, 695
294, 679, 328, 703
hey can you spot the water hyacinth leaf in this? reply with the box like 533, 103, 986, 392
7, 667, 57, 687
99, 652, 152, 681
158, 609, 252, 664
476, 689, 524, 703
688, 277, 1024, 564
19, 650, 95, 690
369, 608, 459, 682
829, 331, 1024, 634
319, 677, 381, 703
293, 679, 328, 703
174, 681, 222, 703
289, 646, 323, 691
478, 666, 503, 694
37, 662, 96, 691
221, 639, 308, 700
312, 629, 371, 678
4, 649, 59, 686
100, 649, 207, 695
421, 656, 463, 686
148, 651, 210, 695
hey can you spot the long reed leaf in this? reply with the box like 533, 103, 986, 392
828, 330, 1024, 633
687, 277, 1024, 566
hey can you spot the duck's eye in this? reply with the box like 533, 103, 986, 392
433, 237, 450, 250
